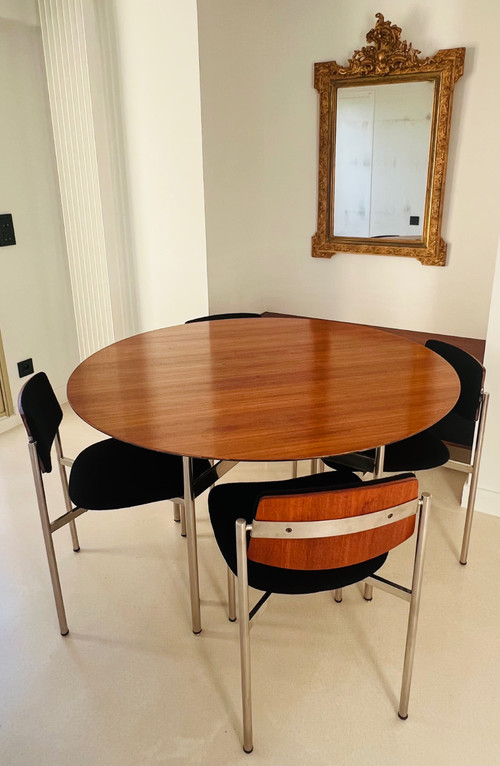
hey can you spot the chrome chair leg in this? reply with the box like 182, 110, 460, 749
172, 502, 181, 523
460, 392, 489, 565
55, 434, 80, 552
236, 518, 253, 753
180, 503, 187, 537
68, 518, 80, 552
398, 493, 431, 719
228, 567, 236, 622
363, 583, 373, 601
334, 588, 342, 603
29, 442, 69, 636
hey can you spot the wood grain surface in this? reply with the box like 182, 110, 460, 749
67, 318, 460, 462
249, 476, 419, 570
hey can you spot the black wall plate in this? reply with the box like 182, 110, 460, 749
0, 214, 16, 246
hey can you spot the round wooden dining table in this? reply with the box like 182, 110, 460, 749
67, 317, 460, 632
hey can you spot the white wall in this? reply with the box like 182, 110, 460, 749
198, 0, 500, 338
0, 10, 78, 427
477, 237, 500, 515
0, 0, 37, 25
107, 0, 208, 330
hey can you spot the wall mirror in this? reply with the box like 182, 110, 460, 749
312, 14, 465, 266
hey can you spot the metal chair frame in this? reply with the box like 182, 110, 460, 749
229, 483, 431, 753
27, 425, 237, 636
27, 430, 86, 636
445, 390, 489, 564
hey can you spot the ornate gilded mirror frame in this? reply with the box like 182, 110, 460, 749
312, 14, 465, 266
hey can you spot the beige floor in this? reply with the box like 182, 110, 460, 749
1, 406, 500, 766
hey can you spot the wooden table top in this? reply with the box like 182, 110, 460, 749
67, 318, 460, 462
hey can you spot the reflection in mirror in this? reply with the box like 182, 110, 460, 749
334, 81, 434, 239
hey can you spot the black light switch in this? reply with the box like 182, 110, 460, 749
409, 215, 420, 226
0, 214, 16, 246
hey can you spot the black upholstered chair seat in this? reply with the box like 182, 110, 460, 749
69, 439, 210, 510
323, 430, 450, 474
209, 471, 390, 594
428, 410, 475, 449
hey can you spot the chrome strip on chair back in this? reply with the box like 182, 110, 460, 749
250, 499, 418, 539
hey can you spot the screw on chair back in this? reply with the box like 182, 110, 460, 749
18, 371, 63, 472
247, 475, 418, 571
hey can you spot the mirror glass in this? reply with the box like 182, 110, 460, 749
334, 81, 435, 239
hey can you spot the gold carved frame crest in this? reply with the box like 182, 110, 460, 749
312, 14, 465, 266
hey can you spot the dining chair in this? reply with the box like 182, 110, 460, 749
18, 371, 211, 636
208, 470, 430, 753
321, 340, 488, 564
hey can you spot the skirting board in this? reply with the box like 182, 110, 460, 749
473, 487, 500, 518
0, 413, 20, 434
461, 475, 500, 517
460, 476, 500, 516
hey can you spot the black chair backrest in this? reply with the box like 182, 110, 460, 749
185, 313, 261, 324
18, 372, 63, 473
425, 340, 485, 422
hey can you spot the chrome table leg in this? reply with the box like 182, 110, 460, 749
183, 456, 201, 634
364, 446, 386, 603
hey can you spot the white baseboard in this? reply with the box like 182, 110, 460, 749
474, 487, 500, 517
461, 475, 500, 517
0, 413, 21, 433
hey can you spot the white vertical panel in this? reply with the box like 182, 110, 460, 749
334, 88, 374, 238
477, 236, 500, 516
38, 0, 114, 359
